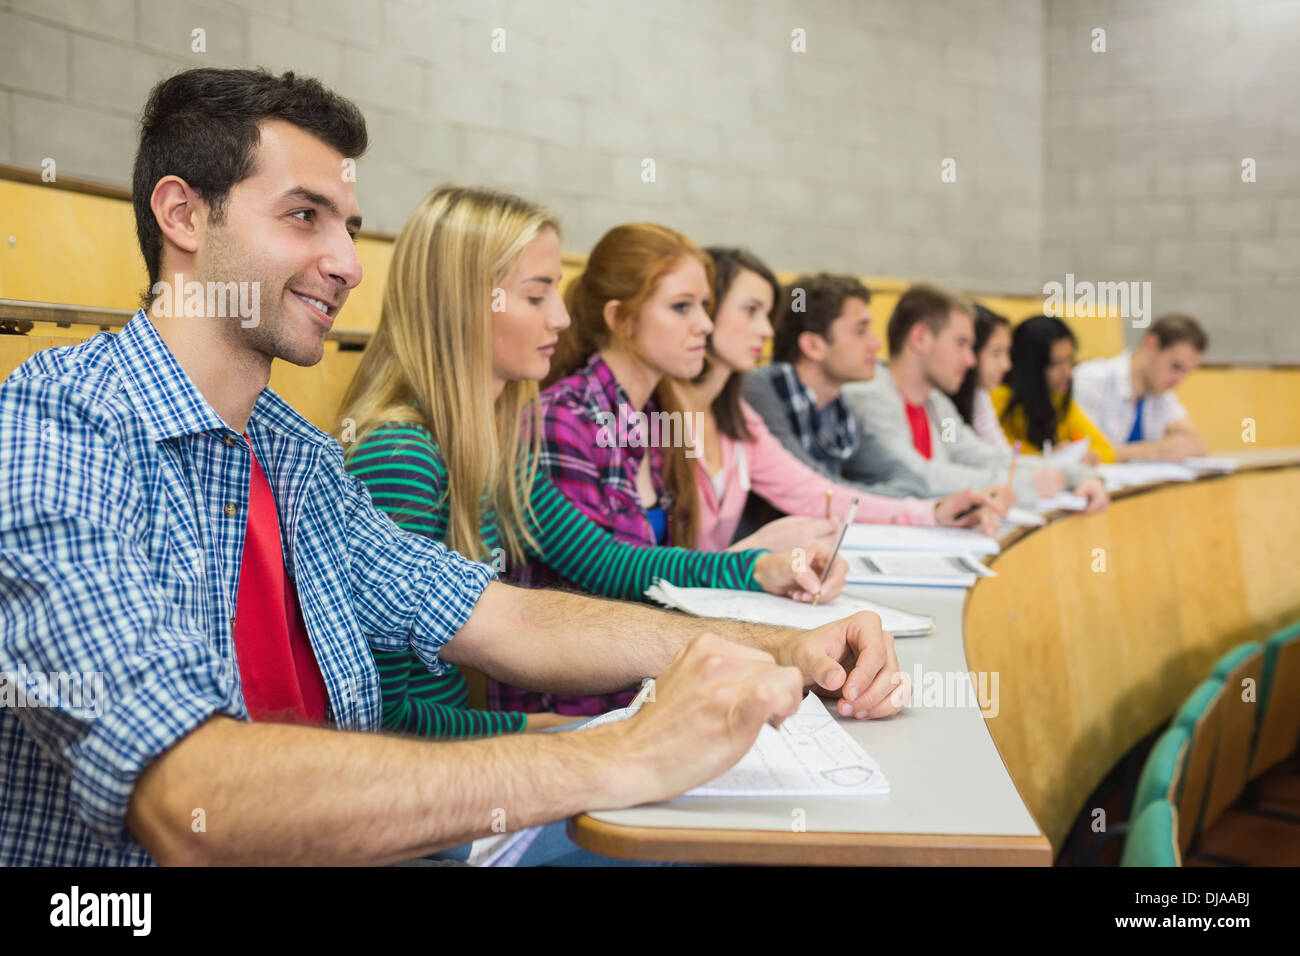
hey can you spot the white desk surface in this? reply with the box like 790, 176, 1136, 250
585, 583, 1042, 839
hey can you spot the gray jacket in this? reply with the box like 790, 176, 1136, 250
840, 372, 1091, 500
741, 364, 931, 500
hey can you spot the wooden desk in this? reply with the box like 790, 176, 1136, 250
569, 451, 1300, 865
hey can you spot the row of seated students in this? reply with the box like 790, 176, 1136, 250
339, 186, 1213, 743
0, 66, 1208, 867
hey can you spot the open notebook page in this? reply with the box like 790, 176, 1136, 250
645, 580, 935, 636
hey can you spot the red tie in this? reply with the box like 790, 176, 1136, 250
230, 434, 329, 725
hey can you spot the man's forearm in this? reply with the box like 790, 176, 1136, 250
443, 581, 787, 693
127, 714, 622, 865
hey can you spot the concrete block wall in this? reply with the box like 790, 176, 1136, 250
1, 0, 1295, 359
1042, 0, 1300, 362
0, 0, 1045, 294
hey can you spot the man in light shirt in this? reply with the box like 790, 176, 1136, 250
1072, 314, 1209, 462
842, 284, 1108, 512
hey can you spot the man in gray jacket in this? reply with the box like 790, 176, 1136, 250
841, 284, 1108, 512
742, 273, 930, 501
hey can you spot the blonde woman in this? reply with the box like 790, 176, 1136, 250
336, 186, 845, 737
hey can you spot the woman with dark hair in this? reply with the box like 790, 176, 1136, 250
668, 246, 1007, 551
951, 304, 1012, 446
990, 315, 1116, 464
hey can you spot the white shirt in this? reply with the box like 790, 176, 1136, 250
1072, 351, 1188, 446
970, 387, 1011, 452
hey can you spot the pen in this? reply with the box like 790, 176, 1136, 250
812, 496, 858, 606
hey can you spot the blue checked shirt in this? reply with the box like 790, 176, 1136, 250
0, 312, 495, 866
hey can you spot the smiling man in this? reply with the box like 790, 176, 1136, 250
0, 68, 902, 867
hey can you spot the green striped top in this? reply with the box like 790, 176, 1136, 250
346, 422, 766, 740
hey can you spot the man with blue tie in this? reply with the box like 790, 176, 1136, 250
1072, 314, 1210, 462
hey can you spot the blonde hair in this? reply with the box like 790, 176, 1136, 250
546, 223, 713, 548
336, 184, 559, 564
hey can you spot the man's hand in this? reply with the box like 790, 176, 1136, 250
934, 486, 1008, 537
1155, 431, 1203, 462
596, 633, 804, 807
769, 610, 907, 719
753, 542, 849, 604
1073, 476, 1109, 513
1032, 466, 1068, 498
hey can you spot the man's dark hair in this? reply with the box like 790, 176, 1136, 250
771, 273, 872, 364
885, 283, 974, 357
132, 68, 368, 297
1148, 313, 1208, 352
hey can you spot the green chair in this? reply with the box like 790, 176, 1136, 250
1122, 800, 1180, 866
1250, 622, 1300, 779
1132, 726, 1190, 816
1170, 677, 1225, 853
1202, 644, 1264, 825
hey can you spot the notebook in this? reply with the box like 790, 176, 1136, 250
844, 551, 997, 588
645, 580, 935, 636
840, 524, 1001, 555
584, 690, 890, 797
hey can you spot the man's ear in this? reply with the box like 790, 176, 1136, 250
150, 175, 205, 263
909, 320, 931, 354
602, 299, 623, 337
797, 329, 826, 363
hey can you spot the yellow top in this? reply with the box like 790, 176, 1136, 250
989, 385, 1117, 463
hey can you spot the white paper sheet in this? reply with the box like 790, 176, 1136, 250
1001, 507, 1047, 528
585, 692, 889, 797
1097, 462, 1198, 490
645, 580, 935, 636
1182, 457, 1240, 473
840, 524, 1000, 555
844, 551, 995, 588
1042, 436, 1092, 467
1033, 492, 1090, 513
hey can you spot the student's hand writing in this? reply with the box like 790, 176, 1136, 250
1156, 432, 1202, 462
753, 543, 849, 604
1074, 476, 1109, 514
771, 610, 907, 719
594, 633, 803, 807
933, 487, 1007, 537
1032, 467, 1068, 498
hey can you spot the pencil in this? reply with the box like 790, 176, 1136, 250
812, 496, 859, 606
1007, 440, 1021, 493
825, 488, 832, 520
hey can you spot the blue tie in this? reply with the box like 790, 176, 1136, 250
1127, 397, 1146, 443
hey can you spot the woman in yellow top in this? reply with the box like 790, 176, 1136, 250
990, 314, 1116, 465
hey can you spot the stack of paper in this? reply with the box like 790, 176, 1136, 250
1033, 492, 1090, 513
840, 524, 1001, 555
645, 580, 935, 636
1182, 457, 1240, 473
844, 551, 996, 588
1001, 506, 1047, 528
1097, 462, 1198, 491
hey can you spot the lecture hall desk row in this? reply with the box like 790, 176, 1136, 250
571, 449, 1300, 865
